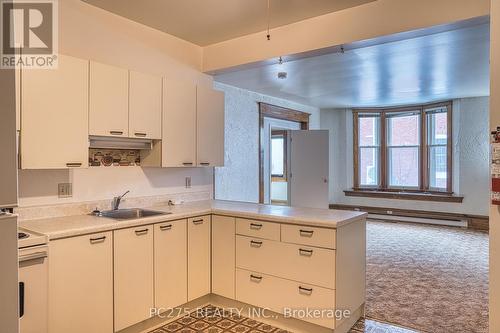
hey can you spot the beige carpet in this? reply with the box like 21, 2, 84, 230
365, 221, 489, 333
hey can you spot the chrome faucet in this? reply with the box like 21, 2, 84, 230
112, 190, 130, 210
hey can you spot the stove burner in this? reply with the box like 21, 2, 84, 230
18, 232, 30, 240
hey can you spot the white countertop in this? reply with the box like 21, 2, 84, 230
20, 200, 367, 240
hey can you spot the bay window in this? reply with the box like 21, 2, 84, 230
353, 101, 452, 194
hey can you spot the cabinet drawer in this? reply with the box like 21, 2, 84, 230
236, 269, 335, 329
281, 224, 336, 249
236, 218, 280, 241
236, 235, 335, 289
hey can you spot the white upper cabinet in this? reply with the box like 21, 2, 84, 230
21, 54, 89, 169
89, 61, 129, 137
162, 79, 197, 167
129, 71, 162, 140
196, 86, 225, 167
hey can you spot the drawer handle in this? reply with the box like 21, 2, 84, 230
299, 286, 313, 295
182, 162, 193, 166
160, 224, 172, 231
192, 219, 204, 225
250, 223, 263, 230
250, 274, 263, 282
200, 162, 210, 166
135, 229, 149, 236
299, 229, 314, 237
110, 131, 124, 136
66, 162, 82, 167
250, 240, 263, 248
90, 236, 106, 244
299, 248, 314, 256
134, 132, 147, 137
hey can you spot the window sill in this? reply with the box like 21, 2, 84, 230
343, 189, 464, 203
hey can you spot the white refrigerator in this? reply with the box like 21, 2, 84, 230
0, 67, 20, 333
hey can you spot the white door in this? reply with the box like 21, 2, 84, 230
289, 130, 329, 209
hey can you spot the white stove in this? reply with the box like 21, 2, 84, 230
18, 228, 48, 249
18, 228, 48, 333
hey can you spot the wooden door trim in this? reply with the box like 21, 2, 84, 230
259, 103, 310, 203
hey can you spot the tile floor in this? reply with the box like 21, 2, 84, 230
149, 305, 419, 333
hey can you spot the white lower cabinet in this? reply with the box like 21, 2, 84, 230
212, 215, 236, 299
187, 215, 211, 301
235, 235, 336, 289
114, 226, 154, 331
48, 232, 113, 333
154, 220, 188, 310
236, 269, 335, 328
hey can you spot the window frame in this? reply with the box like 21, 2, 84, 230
353, 101, 453, 194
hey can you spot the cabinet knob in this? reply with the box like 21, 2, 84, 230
250, 240, 263, 248
250, 274, 263, 282
192, 219, 204, 225
299, 248, 314, 257
135, 229, 149, 236
249, 223, 263, 230
298, 286, 313, 295
299, 229, 314, 237
89, 236, 106, 244
160, 224, 172, 231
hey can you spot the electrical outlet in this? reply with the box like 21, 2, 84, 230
185, 177, 191, 188
387, 210, 393, 215
58, 183, 72, 198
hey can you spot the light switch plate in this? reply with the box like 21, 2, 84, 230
58, 183, 72, 198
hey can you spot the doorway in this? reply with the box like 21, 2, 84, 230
258, 103, 309, 204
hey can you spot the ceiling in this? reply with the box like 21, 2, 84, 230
215, 23, 491, 109
82, 0, 375, 46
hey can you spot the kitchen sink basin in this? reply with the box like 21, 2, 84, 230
95, 208, 171, 220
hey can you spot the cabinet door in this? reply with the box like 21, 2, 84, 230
49, 232, 113, 333
114, 226, 154, 331
196, 86, 225, 167
129, 71, 162, 139
162, 78, 197, 167
21, 54, 88, 169
154, 220, 188, 309
187, 215, 211, 301
89, 61, 129, 137
212, 215, 235, 299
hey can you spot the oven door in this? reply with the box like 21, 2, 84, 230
19, 245, 48, 333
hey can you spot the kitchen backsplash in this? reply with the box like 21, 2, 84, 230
15, 191, 211, 221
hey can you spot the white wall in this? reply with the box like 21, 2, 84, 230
18, 0, 214, 207
320, 97, 490, 216
214, 82, 320, 203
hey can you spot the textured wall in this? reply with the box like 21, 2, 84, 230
320, 97, 490, 215
214, 82, 320, 203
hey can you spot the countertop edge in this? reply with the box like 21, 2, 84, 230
20, 203, 368, 241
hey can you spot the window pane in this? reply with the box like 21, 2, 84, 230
387, 113, 420, 146
359, 116, 379, 146
388, 147, 419, 187
428, 111, 447, 145
360, 147, 379, 186
271, 136, 284, 176
429, 146, 447, 189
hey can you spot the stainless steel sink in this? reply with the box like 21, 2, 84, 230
95, 208, 171, 220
